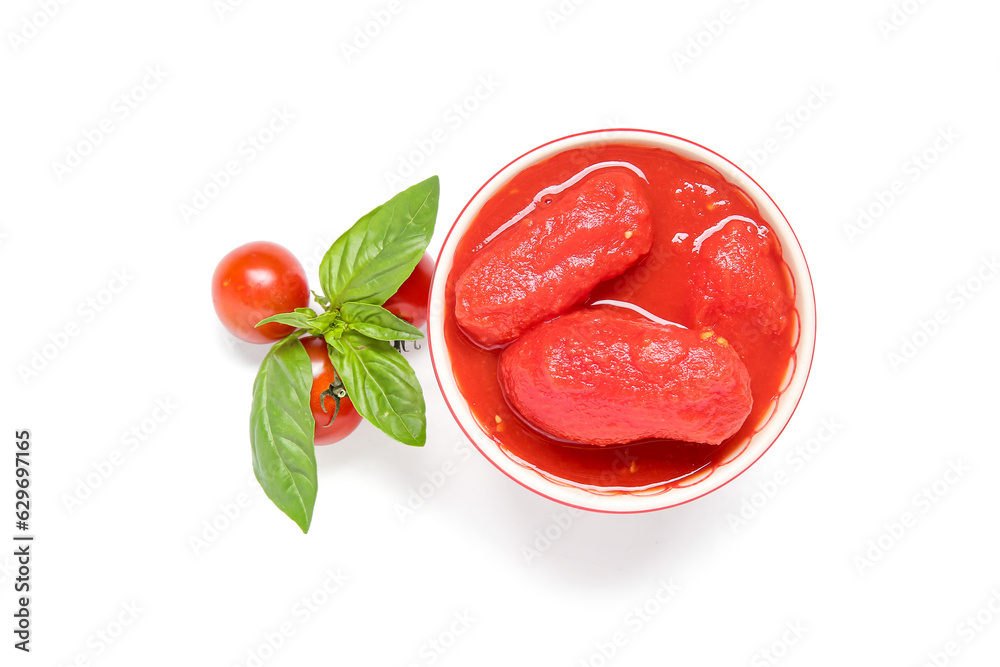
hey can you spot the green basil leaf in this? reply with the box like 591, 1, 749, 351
319, 176, 439, 308
256, 312, 312, 330
294, 307, 318, 318
308, 311, 341, 330
340, 302, 424, 341
312, 291, 331, 310
327, 336, 347, 356
250, 336, 317, 533
327, 331, 426, 447
323, 323, 348, 347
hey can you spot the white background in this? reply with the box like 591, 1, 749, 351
2, 0, 999, 665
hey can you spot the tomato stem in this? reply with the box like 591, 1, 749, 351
319, 377, 346, 427
392, 340, 422, 352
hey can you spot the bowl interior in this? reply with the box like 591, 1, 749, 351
428, 129, 816, 513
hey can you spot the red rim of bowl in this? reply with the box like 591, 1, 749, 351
428, 128, 817, 514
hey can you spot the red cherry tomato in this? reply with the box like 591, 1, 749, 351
212, 241, 310, 344
384, 253, 435, 329
301, 337, 362, 445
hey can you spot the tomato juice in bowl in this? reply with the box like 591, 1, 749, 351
428, 129, 816, 512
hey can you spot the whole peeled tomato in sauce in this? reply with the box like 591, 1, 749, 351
383, 253, 434, 329
455, 169, 652, 348
212, 241, 310, 344
301, 336, 362, 445
687, 216, 791, 350
499, 306, 753, 446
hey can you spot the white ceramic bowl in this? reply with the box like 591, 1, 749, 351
428, 129, 816, 513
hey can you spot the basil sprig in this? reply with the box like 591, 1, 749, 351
249, 176, 439, 532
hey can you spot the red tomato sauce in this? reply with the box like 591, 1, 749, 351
443, 143, 798, 493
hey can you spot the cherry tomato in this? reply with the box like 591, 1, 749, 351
384, 253, 435, 329
212, 241, 310, 344
301, 336, 362, 445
